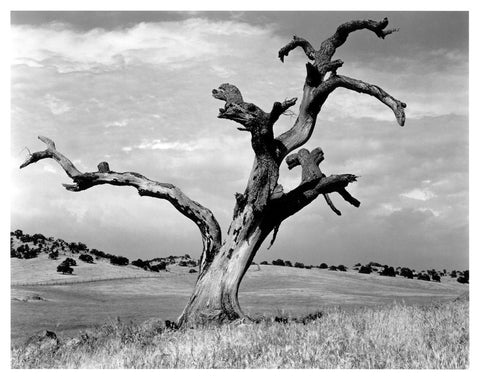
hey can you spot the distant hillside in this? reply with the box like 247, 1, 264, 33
10, 229, 469, 286
10, 230, 198, 286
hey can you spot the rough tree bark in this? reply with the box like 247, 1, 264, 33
20, 18, 406, 327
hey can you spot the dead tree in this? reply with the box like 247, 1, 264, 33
20, 18, 406, 326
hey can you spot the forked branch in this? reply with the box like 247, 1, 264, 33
276, 148, 360, 219
20, 136, 222, 272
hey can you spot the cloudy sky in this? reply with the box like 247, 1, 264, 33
10, 11, 468, 270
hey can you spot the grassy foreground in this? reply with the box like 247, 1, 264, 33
11, 300, 468, 369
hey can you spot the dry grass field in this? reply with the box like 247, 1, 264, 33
11, 236, 469, 369
11, 299, 468, 369
11, 255, 467, 343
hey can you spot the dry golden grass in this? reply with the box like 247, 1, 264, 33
11, 299, 468, 369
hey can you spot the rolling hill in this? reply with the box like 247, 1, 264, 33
11, 230, 468, 342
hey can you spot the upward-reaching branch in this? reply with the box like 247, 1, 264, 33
275, 17, 405, 157
20, 136, 222, 272
318, 18, 399, 62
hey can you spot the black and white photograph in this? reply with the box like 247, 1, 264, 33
8, 5, 472, 370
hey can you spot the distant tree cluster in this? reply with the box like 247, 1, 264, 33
131, 259, 167, 272
11, 244, 41, 259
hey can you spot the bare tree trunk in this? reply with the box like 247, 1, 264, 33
20, 17, 406, 328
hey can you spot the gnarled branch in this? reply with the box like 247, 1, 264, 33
318, 17, 399, 63
274, 148, 359, 220
319, 74, 407, 126
20, 136, 222, 272
278, 35, 316, 62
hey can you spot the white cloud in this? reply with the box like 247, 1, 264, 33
136, 139, 198, 151
44, 94, 71, 115
11, 19, 274, 73
401, 188, 436, 201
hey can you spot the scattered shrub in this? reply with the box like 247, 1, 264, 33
189, 269, 197, 274
178, 261, 187, 267
48, 251, 59, 260
358, 265, 372, 274
431, 273, 441, 282
319, 263, 328, 269
150, 262, 167, 272
272, 259, 285, 266
400, 267, 413, 279
284, 260, 292, 267
57, 262, 73, 275
417, 273, 431, 281
329, 265, 337, 271
380, 266, 396, 277
260, 261, 269, 265
337, 265, 347, 272
450, 270, 457, 278
305, 265, 312, 269
79, 254, 94, 263
110, 256, 129, 266
64, 258, 77, 267
132, 259, 146, 268
294, 262, 304, 269
457, 276, 468, 284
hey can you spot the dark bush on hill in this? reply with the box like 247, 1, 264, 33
400, 267, 414, 279
417, 273, 431, 281
431, 273, 441, 282
22, 248, 40, 259
272, 259, 285, 266
63, 257, 77, 266
329, 265, 337, 271
457, 276, 468, 284
380, 266, 396, 277
284, 260, 292, 267
11, 248, 19, 258
260, 261, 269, 265
294, 262, 304, 268
457, 270, 469, 284
48, 251, 59, 260
178, 261, 187, 267
13, 229, 23, 238
305, 265, 312, 269
354, 263, 361, 267
358, 265, 372, 274
110, 256, 129, 266
150, 262, 167, 272
337, 265, 347, 272
450, 270, 457, 278
369, 262, 382, 267
132, 259, 147, 268
79, 253, 94, 263
57, 262, 73, 275
90, 249, 112, 260
319, 263, 328, 269
189, 269, 197, 273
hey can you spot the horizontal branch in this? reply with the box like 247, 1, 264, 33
280, 148, 359, 219
20, 136, 222, 271
319, 74, 407, 126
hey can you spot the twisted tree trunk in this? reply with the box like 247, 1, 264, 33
20, 17, 406, 327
